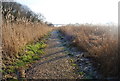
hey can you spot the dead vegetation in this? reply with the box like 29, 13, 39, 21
1, 2, 53, 78
59, 24, 118, 78
2, 21, 53, 64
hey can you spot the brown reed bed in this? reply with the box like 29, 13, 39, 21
2, 21, 53, 78
59, 24, 118, 78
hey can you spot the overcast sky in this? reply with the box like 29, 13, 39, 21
16, 0, 119, 25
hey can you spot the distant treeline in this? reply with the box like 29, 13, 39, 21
2, 2, 51, 24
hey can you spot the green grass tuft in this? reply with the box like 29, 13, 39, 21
4, 40, 47, 75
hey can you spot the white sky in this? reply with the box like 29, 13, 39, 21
16, 0, 119, 24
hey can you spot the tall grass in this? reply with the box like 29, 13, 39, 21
59, 24, 118, 78
2, 20, 53, 78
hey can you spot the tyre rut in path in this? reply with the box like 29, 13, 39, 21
26, 31, 80, 79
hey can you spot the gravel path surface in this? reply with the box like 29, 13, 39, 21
26, 31, 80, 79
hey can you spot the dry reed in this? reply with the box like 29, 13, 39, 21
59, 24, 118, 78
2, 21, 53, 68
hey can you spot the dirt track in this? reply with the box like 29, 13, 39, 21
26, 31, 80, 79
26, 30, 101, 79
